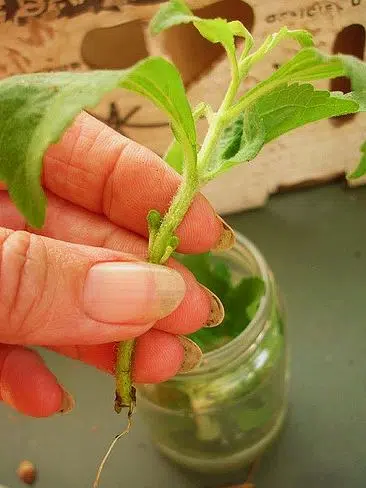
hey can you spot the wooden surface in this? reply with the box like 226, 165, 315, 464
1, 0, 365, 214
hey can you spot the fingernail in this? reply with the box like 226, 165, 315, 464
58, 388, 75, 414
84, 262, 186, 324
178, 336, 202, 373
214, 215, 235, 251
201, 285, 225, 328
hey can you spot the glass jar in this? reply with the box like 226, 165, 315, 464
137, 232, 289, 474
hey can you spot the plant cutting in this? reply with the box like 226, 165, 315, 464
0, 0, 365, 483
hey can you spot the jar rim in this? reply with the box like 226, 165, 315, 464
176, 230, 272, 377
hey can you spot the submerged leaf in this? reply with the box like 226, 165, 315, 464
176, 253, 265, 353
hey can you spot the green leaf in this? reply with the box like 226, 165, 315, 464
347, 141, 366, 180
122, 57, 196, 147
220, 114, 245, 160
0, 57, 195, 227
244, 47, 366, 105
177, 252, 265, 353
0, 71, 122, 228
228, 20, 253, 46
164, 102, 207, 175
346, 90, 366, 111
339, 55, 366, 111
176, 252, 232, 299
242, 27, 314, 68
204, 80, 361, 180
188, 275, 265, 353
343, 53, 366, 177
340, 54, 366, 93
193, 18, 235, 53
203, 108, 265, 179
267, 48, 345, 84
254, 83, 359, 143
222, 108, 265, 164
212, 260, 231, 285
226, 276, 265, 333
236, 48, 347, 110
164, 139, 184, 174
150, 0, 250, 58
149, 0, 193, 35
262, 27, 314, 52
275, 27, 314, 48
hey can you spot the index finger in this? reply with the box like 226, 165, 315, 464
43, 112, 229, 254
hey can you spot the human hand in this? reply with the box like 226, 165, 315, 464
0, 112, 230, 418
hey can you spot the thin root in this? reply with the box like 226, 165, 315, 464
93, 409, 134, 488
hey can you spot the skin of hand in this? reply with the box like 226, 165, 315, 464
0, 112, 229, 418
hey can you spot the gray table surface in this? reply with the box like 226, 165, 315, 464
1, 182, 366, 488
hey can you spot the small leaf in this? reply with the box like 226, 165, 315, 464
177, 253, 265, 353
228, 20, 252, 42
226, 277, 265, 334
213, 260, 231, 286
164, 102, 209, 175
176, 253, 225, 291
192, 101, 209, 120
222, 108, 265, 164
147, 209, 162, 232
160, 236, 180, 264
242, 27, 314, 69
151, 0, 248, 58
347, 141, 366, 180
219, 114, 245, 160
229, 20, 254, 58
266, 27, 314, 49
193, 18, 235, 53
147, 209, 162, 253
0, 57, 195, 227
149, 0, 192, 35
203, 108, 265, 180
164, 140, 184, 174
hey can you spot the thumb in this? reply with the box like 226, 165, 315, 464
0, 229, 185, 346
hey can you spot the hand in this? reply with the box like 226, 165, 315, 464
0, 112, 229, 418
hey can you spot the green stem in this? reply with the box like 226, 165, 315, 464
114, 137, 199, 413
114, 339, 136, 414
197, 50, 240, 177
149, 173, 198, 264
225, 78, 282, 121
113, 47, 248, 415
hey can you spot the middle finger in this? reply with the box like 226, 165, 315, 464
0, 191, 213, 335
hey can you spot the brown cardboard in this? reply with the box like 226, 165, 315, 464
1, 0, 365, 214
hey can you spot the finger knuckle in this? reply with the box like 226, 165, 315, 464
0, 230, 48, 341
101, 137, 136, 215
